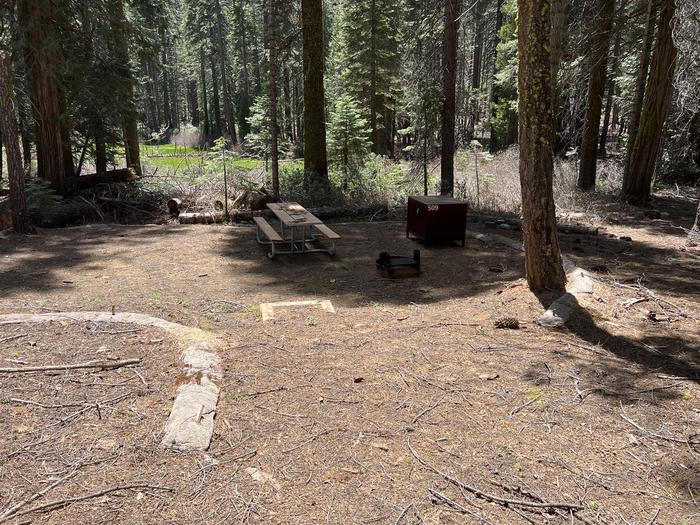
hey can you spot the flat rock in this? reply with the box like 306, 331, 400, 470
161, 377, 220, 451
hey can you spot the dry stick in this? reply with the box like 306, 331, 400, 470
509, 394, 542, 418
394, 503, 414, 525
428, 489, 486, 521
0, 471, 77, 522
490, 479, 595, 525
0, 333, 27, 343
407, 440, 583, 511
9, 398, 87, 409
282, 430, 332, 453
0, 358, 141, 374
412, 394, 447, 424
3, 483, 173, 522
620, 412, 694, 445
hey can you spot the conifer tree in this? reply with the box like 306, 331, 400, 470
331, 0, 402, 156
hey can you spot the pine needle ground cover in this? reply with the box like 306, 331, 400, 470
1, 208, 698, 524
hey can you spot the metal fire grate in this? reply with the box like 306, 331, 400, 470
376, 251, 421, 279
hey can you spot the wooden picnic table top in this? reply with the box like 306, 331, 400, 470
267, 202, 323, 227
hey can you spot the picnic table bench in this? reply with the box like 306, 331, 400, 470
254, 202, 340, 258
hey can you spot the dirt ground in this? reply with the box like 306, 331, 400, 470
1, 197, 699, 524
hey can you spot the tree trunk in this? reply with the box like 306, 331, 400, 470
624, 0, 657, 180
210, 52, 223, 139
268, 0, 280, 199
489, 0, 505, 152
518, 0, 566, 292
0, 54, 33, 233
690, 199, 700, 244
200, 46, 211, 144
467, 0, 483, 142
599, 8, 624, 158
440, 0, 461, 196
94, 118, 107, 174
215, 0, 237, 144
550, 0, 570, 150
302, 0, 329, 188
577, 0, 616, 191
20, 126, 31, 167
188, 80, 200, 126
622, 0, 677, 205
236, 0, 251, 140
109, 0, 141, 177
19, 0, 65, 194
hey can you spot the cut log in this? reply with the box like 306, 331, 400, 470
178, 212, 224, 224
76, 168, 137, 190
167, 198, 182, 216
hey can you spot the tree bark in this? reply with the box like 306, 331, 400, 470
550, 0, 570, 150
518, 0, 566, 292
19, 0, 65, 194
94, 118, 107, 174
210, 51, 223, 139
199, 46, 211, 144
578, 0, 616, 190
268, 0, 280, 199
599, 7, 624, 158
0, 54, 33, 233
214, 0, 237, 144
188, 79, 200, 126
440, 0, 461, 196
489, 0, 505, 152
623, 0, 657, 180
622, 0, 677, 205
109, 0, 141, 177
302, 0, 329, 188
466, 0, 483, 142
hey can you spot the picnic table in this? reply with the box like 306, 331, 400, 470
254, 202, 340, 259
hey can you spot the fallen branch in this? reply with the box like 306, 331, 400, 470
0, 358, 141, 374
407, 439, 583, 511
509, 394, 542, 418
393, 503, 414, 525
1, 483, 173, 522
428, 489, 485, 520
0, 471, 77, 523
412, 394, 447, 424
620, 412, 698, 446
0, 333, 28, 343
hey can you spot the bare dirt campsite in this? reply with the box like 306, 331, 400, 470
2, 196, 699, 525
2, 0, 700, 524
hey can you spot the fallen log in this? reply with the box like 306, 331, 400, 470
167, 198, 182, 215
179, 212, 224, 224
76, 168, 137, 190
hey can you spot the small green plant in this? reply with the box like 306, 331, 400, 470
528, 387, 543, 400
306, 316, 317, 326
151, 291, 162, 301
498, 445, 512, 457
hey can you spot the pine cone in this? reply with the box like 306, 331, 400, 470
494, 317, 520, 329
